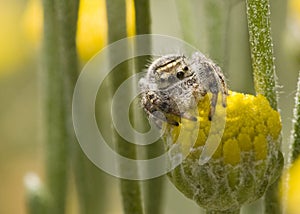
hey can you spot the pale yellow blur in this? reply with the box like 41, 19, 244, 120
22, 0, 135, 62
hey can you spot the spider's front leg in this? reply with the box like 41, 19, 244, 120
141, 90, 198, 127
141, 91, 180, 127
199, 61, 228, 121
209, 69, 228, 121
196, 84, 219, 121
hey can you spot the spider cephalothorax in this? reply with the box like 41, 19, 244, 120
139, 52, 228, 126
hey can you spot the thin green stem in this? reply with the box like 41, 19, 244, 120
51, 0, 80, 211
175, 0, 198, 47
291, 72, 300, 162
203, 0, 227, 66
40, 0, 79, 212
246, 0, 278, 110
133, 1, 165, 214
246, 1, 281, 213
133, 0, 151, 72
32, 1, 102, 214
72, 151, 108, 214
24, 174, 49, 214
106, 0, 127, 45
106, 1, 144, 214
42, 4, 67, 211
49, 0, 109, 213
283, 72, 300, 214
134, 0, 151, 35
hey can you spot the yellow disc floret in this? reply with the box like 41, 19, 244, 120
167, 91, 281, 164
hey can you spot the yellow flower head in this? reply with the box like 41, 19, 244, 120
281, 157, 300, 214
164, 91, 283, 212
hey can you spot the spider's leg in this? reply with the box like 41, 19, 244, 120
160, 96, 197, 123
148, 101, 180, 126
204, 60, 228, 109
154, 111, 179, 126
180, 112, 197, 121
166, 119, 180, 126
216, 73, 228, 108
213, 66, 228, 108
209, 92, 218, 121
151, 112, 180, 127
221, 92, 227, 108
148, 113, 163, 128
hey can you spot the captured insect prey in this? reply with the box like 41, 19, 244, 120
139, 52, 228, 127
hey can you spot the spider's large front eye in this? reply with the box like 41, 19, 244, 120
176, 71, 185, 80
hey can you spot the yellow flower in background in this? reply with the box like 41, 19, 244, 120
22, 0, 135, 62
0, 2, 30, 75
22, 0, 43, 49
286, 0, 300, 47
76, 0, 108, 62
281, 157, 300, 214
164, 91, 283, 212
290, 0, 300, 22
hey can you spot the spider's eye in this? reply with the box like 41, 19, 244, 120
176, 71, 185, 80
149, 94, 155, 99
183, 66, 189, 71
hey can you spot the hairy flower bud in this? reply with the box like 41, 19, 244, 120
163, 91, 283, 212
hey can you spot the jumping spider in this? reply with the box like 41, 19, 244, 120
139, 52, 228, 127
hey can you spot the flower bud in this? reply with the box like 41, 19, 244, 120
163, 91, 283, 212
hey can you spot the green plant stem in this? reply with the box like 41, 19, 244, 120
106, 1, 144, 214
133, 1, 165, 214
134, 0, 151, 38
291, 72, 300, 162
246, 1, 281, 214
26, 193, 48, 214
203, 0, 227, 66
283, 72, 300, 213
175, 0, 198, 47
42, 3, 67, 212
38, 1, 108, 214
25, 174, 49, 214
246, 0, 278, 110
40, 0, 79, 212
73, 149, 108, 214
50, 1, 109, 213
133, 0, 151, 72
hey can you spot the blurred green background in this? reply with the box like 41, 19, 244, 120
0, 0, 299, 213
